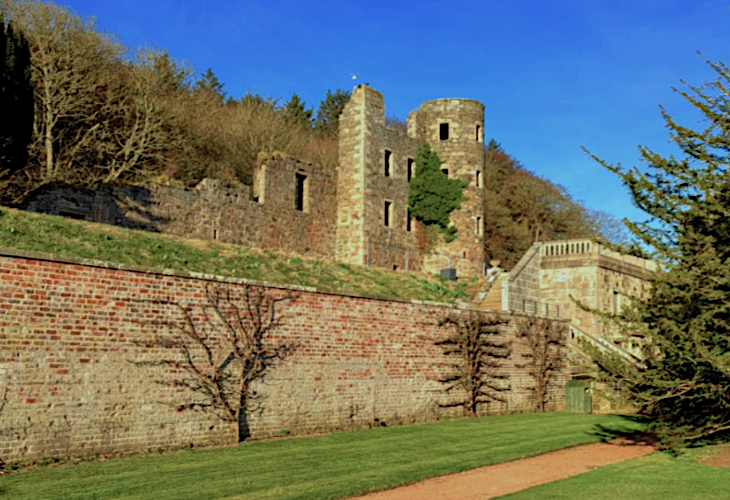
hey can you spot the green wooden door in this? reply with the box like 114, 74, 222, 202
565, 379, 592, 413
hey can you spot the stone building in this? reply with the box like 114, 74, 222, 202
477, 239, 656, 368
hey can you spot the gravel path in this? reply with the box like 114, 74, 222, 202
352, 437, 656, 500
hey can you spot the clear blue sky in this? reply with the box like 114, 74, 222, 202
63, 0, 729, 224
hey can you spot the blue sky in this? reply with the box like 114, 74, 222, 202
63, 0, 730, 224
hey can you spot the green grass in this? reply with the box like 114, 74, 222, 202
0, 207, 469, 303
0, 413, 643, 500
498, 446, 730, 500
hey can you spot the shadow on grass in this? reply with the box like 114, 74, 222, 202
590, 415, 657, 446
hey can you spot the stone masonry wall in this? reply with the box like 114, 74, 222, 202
409, 98, 486, 277
0, 249, 567, 463
23, 154, 337, 260
507, 243, 543, 314
337, 86, 422, 271
539, 240, 654, 342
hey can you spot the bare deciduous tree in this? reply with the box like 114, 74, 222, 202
94, 48, 185, 183
515, 316, 567, 412
3, 0, 125, 182
435, 312, 511, 417
134, 284, 299, 443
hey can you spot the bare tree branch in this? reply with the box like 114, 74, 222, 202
434, 312, 511, 417
131, 284, 299, 443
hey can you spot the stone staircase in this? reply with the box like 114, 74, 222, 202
568, 324, 643, 368
477, 270, 505, 311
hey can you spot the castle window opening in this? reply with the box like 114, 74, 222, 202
475, 170, 482, 187
295, 173, 308, 212
384, 150, 392, 177
442, 168, 449, 177
476, 216, 483, 235
213, 229, 218, 240
462, 251, 467, 259
440, 123, 449, 140
384, 201, 392, 227
407, 158, 414, 181
476, 124, 481, 142
406, 209, 412, 232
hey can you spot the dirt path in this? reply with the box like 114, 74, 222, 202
353, 437, 657, 500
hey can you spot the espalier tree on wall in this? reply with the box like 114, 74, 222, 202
409, 143, 467, 244
584, 56, 730, 450
0, 13, 33, 179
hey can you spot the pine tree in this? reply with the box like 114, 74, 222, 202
409, 143, 467, 243
584, 56, 730, 449
486, 138, 504, 153
0, 14, 33, 178
314, 88, 350, 137
194, 68, 225, 103
279, 93, 313, 128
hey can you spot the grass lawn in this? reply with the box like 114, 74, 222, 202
0, 207, 473, 302
0, 413, 643, 500
498, 446, 730, 500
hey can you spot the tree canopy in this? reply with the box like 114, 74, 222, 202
0, 13, 33, 179
481, 144, 611, 268
584, 56, 730, 449
314, 88, 350, 138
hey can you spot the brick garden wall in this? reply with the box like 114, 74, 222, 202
0, 249, 567, 463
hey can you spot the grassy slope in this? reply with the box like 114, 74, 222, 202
0, 413, 644, 500
0, 207, 473, 302
499, 446, 730, 500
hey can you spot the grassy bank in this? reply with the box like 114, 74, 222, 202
0, 207, 472, 302
0, 413, 644, 500
499, 446, 730, 500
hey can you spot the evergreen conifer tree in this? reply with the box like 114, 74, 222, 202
585, 56, 730, 449
0, 14, 33, 178
194, 68, 225, 103
409, 143, 467, 243
280, 93, 313, 128
314, 89, 350, 137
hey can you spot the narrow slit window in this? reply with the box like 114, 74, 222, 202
384, 150, 391, 177
476, 124, 481, 142
295, 173, 307, 212
439, 123, 449, 140
476, 216, 483, 235
406, 209, 412, 232
384, 201, 392, 227
475, 170, 482, 187
407, 158, 414, 181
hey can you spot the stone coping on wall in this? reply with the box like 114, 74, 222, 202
0, 246, 465, 309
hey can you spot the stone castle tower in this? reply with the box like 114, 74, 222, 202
336, 85, 486, 277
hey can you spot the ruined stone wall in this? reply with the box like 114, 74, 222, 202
0, 249, 567, 463
22, 85, 489, 278
23, 154, 337, 260
337, 86, 422, 271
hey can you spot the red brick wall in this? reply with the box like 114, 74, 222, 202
0, 249, 567, 463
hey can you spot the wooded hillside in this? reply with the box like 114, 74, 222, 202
0, 0, 626, 269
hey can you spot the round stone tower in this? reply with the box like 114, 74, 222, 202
408, 98, 486, 276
